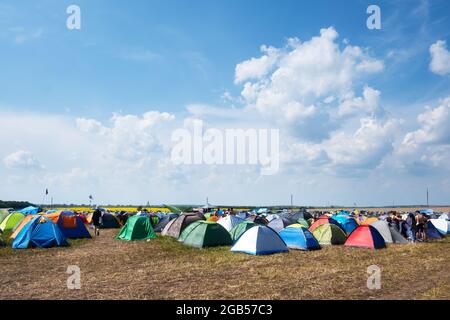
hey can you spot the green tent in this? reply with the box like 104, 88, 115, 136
180, 221, 232, 248
229, 221, 256, 242
115, 215, 157, 241
0, 210, 10, 224
0, 212, 25, 232
297, 218, 310, 228
312, 223, 347, 245
178, 220, 203, 242
150, 215, 160, 227
163, 204, 183, 214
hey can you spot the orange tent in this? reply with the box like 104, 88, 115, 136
207, 216, 220, 222
362, 217, 379, 225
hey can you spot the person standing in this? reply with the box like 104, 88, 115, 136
406, 212, 417, 243
92, 207, 102, 237
416, 211, 428, 242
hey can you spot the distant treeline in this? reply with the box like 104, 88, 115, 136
0, 200, 34, 210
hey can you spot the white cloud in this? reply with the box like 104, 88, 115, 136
235, 45, 280, 83
429, 40, 450, 75
337, 86, 381, 117
3, 150, 42, 170
324, 117, 397, 170
236, 27, 385, 140
76, 118, 106, 134
403, 97, 450, 146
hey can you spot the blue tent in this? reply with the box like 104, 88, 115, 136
330, 216, 359, 235
53, 211, 91, 239
19, 206, 41, 215
279, 226, 320, 250
426, 221, 443, 240
12, 216, 69, 249
420, 209, 434, 215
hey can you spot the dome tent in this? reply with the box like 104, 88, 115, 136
344, 225, 386, 249
309, 216, 330, 232
18, 206, 42, 215
179, 221, 232, 248
279, 225, 320, 251
370, 220, 408, 244
161, 212, 205, 238
207, 215, 220, 222
429, 219, 450, 235
426, 221, 444, 239
153, 213, 178, 233
312, 224, 347, 245
296, 218, 310, 228
329, 216, 359, 235
217, 215, 245, 232
45, 211, 91, 239
231, 225, 288, 255
0, 212, 25, 233
12, 216, 68, 249
267, 217, 292, 233
229, 221, 257, 242
100, 212, 122, 229
438, 213, 449, 220
116, 215, 157, 241
0, 209, 10, 224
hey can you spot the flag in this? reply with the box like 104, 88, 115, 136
45, 188, 48, 195
89, 195, 93, 200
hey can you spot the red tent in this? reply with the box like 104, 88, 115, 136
309, 217, 329, 232
344, 225, 386, 249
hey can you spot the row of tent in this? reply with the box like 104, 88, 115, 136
111, 211, 449, 254
0, 211, 93, 249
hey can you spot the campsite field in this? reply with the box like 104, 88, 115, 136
1, 228, 449, 300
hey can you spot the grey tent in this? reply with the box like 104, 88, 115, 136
370, 220, 408, 244
161, 212, 205, 238
154, 213, 179, 233
267, 217, 291, 233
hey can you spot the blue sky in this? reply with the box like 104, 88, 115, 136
1, 0, 450, 206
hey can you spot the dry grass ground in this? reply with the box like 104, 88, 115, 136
1, 227, 449, 300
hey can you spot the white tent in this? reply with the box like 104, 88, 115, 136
231, 226, 288, 255
217, 215, 245, 232
439, 213, 450, 221
430, 219, 450, 235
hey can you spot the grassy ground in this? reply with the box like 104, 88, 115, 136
1, 228, 449, 300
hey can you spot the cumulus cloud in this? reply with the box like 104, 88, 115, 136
429, 40, 450, 76
235, 45, 280, 83
235, 27, 385, 141
337, 86, 381, 117
403, 97, 450, 146
76, 118, 106, 134
3, 150, 42, 170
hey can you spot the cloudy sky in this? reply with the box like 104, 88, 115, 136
1, 0, 450, 206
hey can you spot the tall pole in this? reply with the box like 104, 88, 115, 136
290, 194, 293, 207
427, 188, 429, 207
